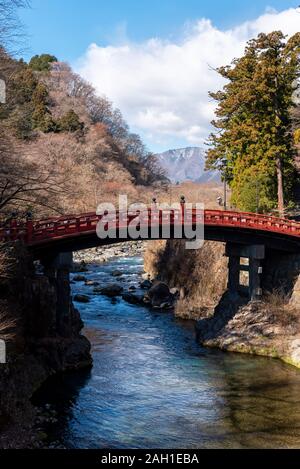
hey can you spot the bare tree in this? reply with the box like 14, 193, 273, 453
0, 130, 70, 215
0, 0, 30, 53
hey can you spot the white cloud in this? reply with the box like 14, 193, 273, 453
76, 8, 300, 150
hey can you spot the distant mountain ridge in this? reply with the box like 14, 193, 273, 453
155, 147, 220, 183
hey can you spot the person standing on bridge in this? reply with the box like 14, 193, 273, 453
152, 197, 158, 208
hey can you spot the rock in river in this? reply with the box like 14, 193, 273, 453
147, 282, 173, 308
74, 294, 90, 303
73, 275, 87, 282
111, 270, 123, 277
95, 284, 124, 297
85, 280, 100, 286
122, 292, 144, 305
140, 279, 152, 290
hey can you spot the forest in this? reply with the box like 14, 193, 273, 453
206, 31, 300, 216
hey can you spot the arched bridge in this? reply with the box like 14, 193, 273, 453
2, 208, 300, 304
2, 209, 300, 256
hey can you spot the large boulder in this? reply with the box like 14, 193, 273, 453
73, 261, 89, 273
73, 294, 90, 303
147, 282, 173, 308
96, 284, 124, 297
122, 292, 144, 305
85, 280, 99, 286
73, 275, 87, 282
140, 279, 152, 290
111, 270, 123, 277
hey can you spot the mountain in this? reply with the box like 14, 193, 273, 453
155, 147, 220, 183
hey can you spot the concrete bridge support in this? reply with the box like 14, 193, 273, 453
42, 252, 74, 337
262, 250, 300, 306
226, 243, 300, 304
225, 243, 265, 301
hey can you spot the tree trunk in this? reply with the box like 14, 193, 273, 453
276, 157, 284, 218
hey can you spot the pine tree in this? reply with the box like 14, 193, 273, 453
29, 54, 57, 72
58, 109, 84, 133
207, 31, 300, 216
31, 82, 56, 132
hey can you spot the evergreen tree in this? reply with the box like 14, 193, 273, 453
4, 65, 57, 136
207, 31, 300, 216
31, 82, 56, 132
29, 54, 57, 72
58, 109, 84, 133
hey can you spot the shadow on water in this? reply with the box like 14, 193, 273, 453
32, 368, 92, 438
32, 256, 300, 449
33, 368, 92, 410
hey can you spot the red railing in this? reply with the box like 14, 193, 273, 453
1, 209, 300, 246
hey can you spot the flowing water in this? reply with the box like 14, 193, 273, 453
33, 256, 300, 449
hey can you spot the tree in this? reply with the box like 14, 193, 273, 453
0, 129, 67, 214
28, 54, 57, 72
0, 0, 30, 53
58, 109, 84, 133
44, 61, 167, 186
292, 102, 300, 144
207, 31, 300, 216
31, 81, 57, 132
4, 66, 56, 137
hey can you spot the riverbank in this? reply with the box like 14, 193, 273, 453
144, 240, 300, 369
195, 292, 300, 368
0, 242, 145, 448
73, 241, 145, 266
0, 244, 92, 449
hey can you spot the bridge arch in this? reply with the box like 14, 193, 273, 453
2, 209, 300, 305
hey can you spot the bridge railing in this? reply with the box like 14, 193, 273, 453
1, 209, 300, 245
204, 210, 300, 234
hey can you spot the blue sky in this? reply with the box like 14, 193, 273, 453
19, 1, 300, 152
20, 0, 296, 62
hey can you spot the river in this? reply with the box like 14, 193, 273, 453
33, 255, 300, 449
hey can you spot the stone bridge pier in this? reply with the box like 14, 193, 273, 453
41, 252, 74, 337
225, 243, 300, 304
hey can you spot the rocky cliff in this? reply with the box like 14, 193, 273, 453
0, 244, 92, 448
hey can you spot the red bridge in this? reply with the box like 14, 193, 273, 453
1, 209, 300, 256
2, 208, 300, 302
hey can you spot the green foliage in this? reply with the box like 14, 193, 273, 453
5, 66, 57, 136
207, 31, 300, 213
295, 129, 300, 144
31, 104, 56, 133
8, 104, 34, 139
10, 67, 38, 105
1, 60, 84, 137
230, 167, 277, 213
31, 82, 57, 132
29, 54, 57, 72
58, 109, 84, 133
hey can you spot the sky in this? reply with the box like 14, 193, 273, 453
19, 1, 300, 152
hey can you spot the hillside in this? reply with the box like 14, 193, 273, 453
0, 52, 168, 218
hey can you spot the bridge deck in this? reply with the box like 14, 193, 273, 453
1, 209, 300, 255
